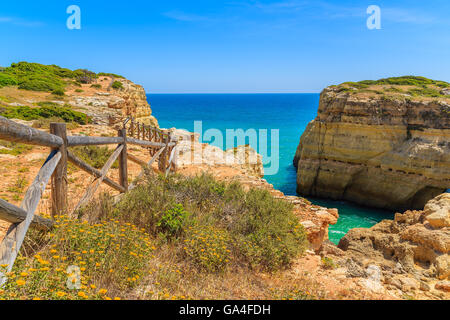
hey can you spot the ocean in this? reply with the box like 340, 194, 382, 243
147, 93, 393, 244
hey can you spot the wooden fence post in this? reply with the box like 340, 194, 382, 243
130, 119, 135, 138
50, 123, 68, 217
158, 134, 169, 172
118, 128, 128, 191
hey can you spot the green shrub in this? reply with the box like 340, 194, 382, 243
407, 87, 442, 98
229, 188, 308, 271
90, 84, 101, 89
109, 173, 308, 272
357, 76, 449, 87
18, 77, 63, 92
71, 145, 119, 169
0, 73, 18, 87
111, 81, 123, 90
157, 204, 189, 238
98, 72, 125, 79
1, 62, 97, 93
52, 89, 65, 96
75, 89, 84, 93
0, 103, 89, 125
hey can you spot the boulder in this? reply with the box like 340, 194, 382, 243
424, 193, 450, 228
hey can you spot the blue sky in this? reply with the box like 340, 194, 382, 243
0, 0, 449, 93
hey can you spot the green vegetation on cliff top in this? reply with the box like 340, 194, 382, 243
0, 102, 90, 125
351, 76, 449, 87
0, 61, 125, 94
334, 76, 450, 99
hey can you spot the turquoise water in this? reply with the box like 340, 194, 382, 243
147, 93, 393, 243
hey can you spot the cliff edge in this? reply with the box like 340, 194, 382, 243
294, 77, 450, 211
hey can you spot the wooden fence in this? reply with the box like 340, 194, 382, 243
0, 116, 177, 284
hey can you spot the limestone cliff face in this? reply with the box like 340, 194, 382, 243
294, 87, 450, 211
69, 78, 158, 127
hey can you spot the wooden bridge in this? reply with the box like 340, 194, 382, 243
0, 116, 177, 284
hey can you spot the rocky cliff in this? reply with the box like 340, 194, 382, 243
294, 78, 450, 211
335, 193, 449, 298
68, 77, 158, 127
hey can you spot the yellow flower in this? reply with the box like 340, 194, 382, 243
20, 272, 28, 277
98, 289, 107, 295
1, 264, 8, 268
32, 297, 41, 300
114, 297, 121, 300
16, 279, 26, 286
104, 296, 112, 300
56, 291, 66, 297
90, 284, 96, 289
78, 291, 87, 298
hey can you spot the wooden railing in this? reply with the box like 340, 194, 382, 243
0, 116, 177, 284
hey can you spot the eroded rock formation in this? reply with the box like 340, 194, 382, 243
69, 78, 158, 127
294, 86, 450, 210
335, 193, 449, 297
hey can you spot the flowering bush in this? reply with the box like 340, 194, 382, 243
183, 226, 230, 272
0, 216, 155, 300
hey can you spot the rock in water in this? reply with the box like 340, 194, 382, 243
294, 84, 450, 211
